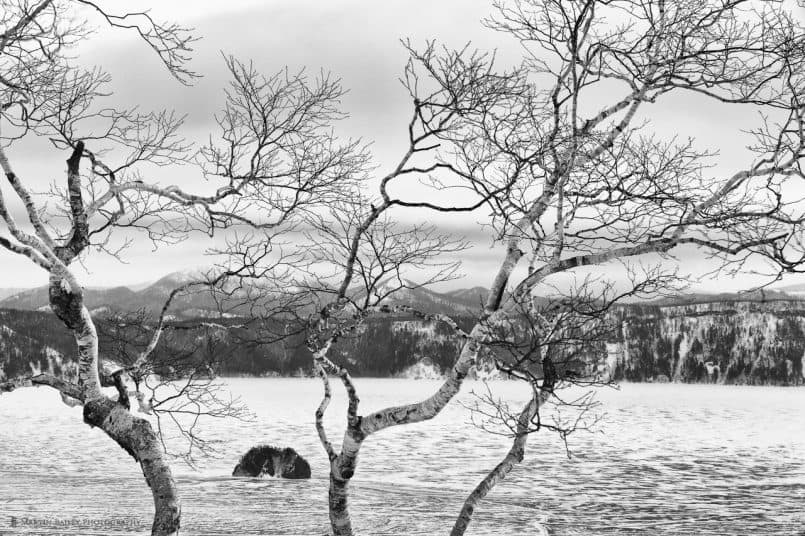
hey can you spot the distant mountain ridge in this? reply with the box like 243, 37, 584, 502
2, 273, 805, 385
0, 271, 803, 318
0, 273, 491, 319
0, 272, 224, 318
0, 288, 30, 301
639, 289, 795, 307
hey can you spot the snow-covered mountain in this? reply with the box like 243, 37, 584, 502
0, 272, 227, 318
0, 288, 29, 301
774, 282, 805, 298
355, 280, 486, 316
0, 273, 491, 318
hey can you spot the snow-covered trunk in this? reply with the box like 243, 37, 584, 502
49, 275, 181, 536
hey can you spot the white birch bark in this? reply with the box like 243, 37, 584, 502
48, 276, 181, 536
450, 391, 548, 536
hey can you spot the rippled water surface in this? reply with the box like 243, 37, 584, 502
1, 379, 804, 535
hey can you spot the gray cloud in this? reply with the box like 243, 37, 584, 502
1, 1, 795, 292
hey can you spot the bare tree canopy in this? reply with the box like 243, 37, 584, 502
207, 1, 805, 535
1, 1, 804, 535
0, 1, 362, 535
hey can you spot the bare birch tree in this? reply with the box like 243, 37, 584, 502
97, 277, 257, 466
0, 2, 360, 534
443, 0, 805, 533
219, 1, 805, 534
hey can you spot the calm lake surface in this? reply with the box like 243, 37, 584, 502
0, 379, 803, 535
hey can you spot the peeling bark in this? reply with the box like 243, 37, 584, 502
83, 398, 180, 535
49, 273, 103, 400
328, 471, 353, 536
49, 276, 181, 536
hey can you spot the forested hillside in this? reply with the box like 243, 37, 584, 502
2, 298, 804, 385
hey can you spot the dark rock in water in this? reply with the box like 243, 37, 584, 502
232, 445, 311, 479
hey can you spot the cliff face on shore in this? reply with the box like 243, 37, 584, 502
1, 298, 804, 385
607, 301, 805, 385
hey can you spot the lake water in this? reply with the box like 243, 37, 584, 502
0, 379, 803, 535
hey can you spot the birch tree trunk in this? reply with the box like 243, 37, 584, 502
450, 394, 542, 536
329, 471, 353, 536
326, 414, 364, 535
49, 276, 181, 536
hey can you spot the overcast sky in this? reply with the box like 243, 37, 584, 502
1, 0, 802, 291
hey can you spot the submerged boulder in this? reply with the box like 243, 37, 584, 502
232, 445, 311, 479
